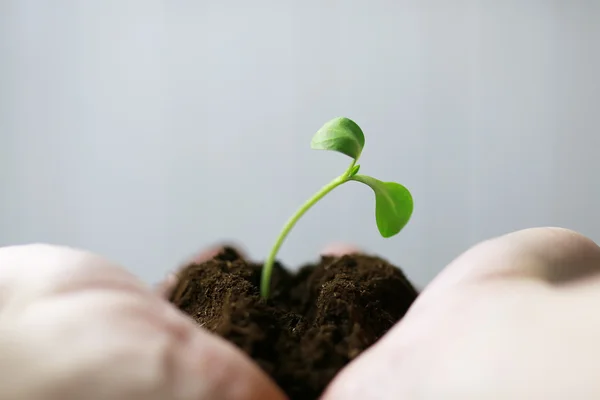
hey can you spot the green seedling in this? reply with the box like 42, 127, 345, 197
260, 117, 414, 299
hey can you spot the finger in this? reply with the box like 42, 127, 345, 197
0, 244, 285, 400
322, 228, 600, 399
423, 227, 600, 294
320, 243, 362, 257
153, 272, 179, 300
0, 243, 148, 313
154, 243, 247, 299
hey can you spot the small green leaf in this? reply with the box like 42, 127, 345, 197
349, 164, 361, 177
350, 175, 413, 238
311, 117, 365, 160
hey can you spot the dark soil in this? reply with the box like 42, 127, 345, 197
169, 247, 418, 400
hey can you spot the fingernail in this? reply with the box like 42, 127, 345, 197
320, 243, 361, 257
155, 272, 179, 298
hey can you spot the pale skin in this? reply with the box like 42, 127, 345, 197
0, 227, 599, 399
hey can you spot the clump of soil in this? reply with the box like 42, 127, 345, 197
169, 248, 418, 400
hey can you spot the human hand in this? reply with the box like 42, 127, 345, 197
0, 244, 286, 400
5, 229, 597, 400
323, 228, 600, 399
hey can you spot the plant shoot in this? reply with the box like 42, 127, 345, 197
260, 117, 414, 299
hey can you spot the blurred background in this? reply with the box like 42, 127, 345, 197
1, 1, 598, 288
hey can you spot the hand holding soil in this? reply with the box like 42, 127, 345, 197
2, 228, 600, 399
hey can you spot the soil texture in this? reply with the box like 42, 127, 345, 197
169, 247, 418, 400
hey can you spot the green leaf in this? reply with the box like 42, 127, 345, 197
350, 175, 413, 238
311, 117, 365, 160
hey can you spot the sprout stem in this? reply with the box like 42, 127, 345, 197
260, 161, 356, 299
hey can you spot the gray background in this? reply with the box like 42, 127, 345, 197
1, 1, 599, 288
